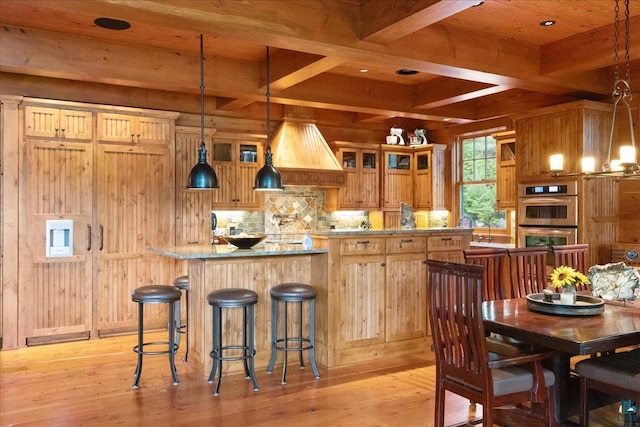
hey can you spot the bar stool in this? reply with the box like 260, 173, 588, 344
131, 284, 182, 389
267, 283, 320, 384
207, 288, 260, 396
173, 275, 190, 363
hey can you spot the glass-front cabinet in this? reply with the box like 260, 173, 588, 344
381, 146, 414, 209
331, 141, 380, 209
211, 137, 263, 209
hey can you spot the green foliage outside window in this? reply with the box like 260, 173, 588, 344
460, 135, 506, 229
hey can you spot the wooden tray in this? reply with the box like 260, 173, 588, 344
526, 293, 605, 316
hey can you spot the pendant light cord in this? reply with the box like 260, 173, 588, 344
200, 34, 205, 149
266, 46, 271, 151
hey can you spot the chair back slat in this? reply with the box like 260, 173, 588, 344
427, 260, 487, 387
464, 248, 509, 301
507, 247, 549, 298
551, 244, 590, 291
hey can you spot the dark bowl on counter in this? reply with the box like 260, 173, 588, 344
225, 235, 266, 249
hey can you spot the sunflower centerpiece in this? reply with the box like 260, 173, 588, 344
550, 265, 590, 304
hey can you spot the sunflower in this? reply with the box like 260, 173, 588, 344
551, 265, 578, 288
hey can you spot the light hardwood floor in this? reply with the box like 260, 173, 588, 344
0, 332, 623, 426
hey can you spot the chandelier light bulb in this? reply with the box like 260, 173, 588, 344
549, 154, 564, 172
619, 146, 636, 166
581, 157, 596, 173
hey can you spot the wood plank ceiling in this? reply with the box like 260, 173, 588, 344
1, 0, 639, 131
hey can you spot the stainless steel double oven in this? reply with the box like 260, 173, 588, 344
517, 181, 578, 247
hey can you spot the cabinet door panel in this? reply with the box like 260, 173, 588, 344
97, 113, 135, 143
25, 106, 92, 140
22, 140, 93, 342
96, 144, 175, 332
386, 253, 427, 342
338, 256, 385, 348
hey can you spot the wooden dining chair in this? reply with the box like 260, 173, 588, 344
426, 260, 557, 427
507, 247, 550, 298
464, 248, 533, 356
575, 348, 640, 426
551, 244, 590, 291
463, 248, 509, 301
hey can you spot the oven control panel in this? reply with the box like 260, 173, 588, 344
518, 181, 578, 197
611, 244, 640, 268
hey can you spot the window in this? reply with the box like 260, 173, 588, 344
459, 134, 506, 230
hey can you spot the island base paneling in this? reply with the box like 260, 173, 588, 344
186, 254, 328, 377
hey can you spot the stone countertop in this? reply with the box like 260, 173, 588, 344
312, 227, 472, 237
148, 243, 327, 259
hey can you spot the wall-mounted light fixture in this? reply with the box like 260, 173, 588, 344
187, 34, 219, 189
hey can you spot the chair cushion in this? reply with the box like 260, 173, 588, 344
270, 283, 316, 301
575, 348, 640, 392
131, 285, 182, 304
207, 288, 258, 307
491, 366, 555, 396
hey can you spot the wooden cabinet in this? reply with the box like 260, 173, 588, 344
97, 112, 172, 145
493, 131, 516, 209
24, 104, 93, 140
331, 141, 380, 209
211, 134, 263, 209
385, 237, 427, 342
19, 98, 178, 344
414, 144, 447, 210
381, 146, 414, 209
513, 100, 615, 182
427, 233, 470, 263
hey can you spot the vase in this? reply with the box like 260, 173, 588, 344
560, 285, 577, 304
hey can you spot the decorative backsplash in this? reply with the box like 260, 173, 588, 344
211, 187, 450, 238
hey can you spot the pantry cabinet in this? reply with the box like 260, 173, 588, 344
331, 141, 380, 209
19, 98, 178, 344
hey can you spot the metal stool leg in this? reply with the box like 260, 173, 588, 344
168, 300, 179, 385
208, 305, 223, 396
132, 302, 144, 389
247, 304, 259, 391
267, 298, 278, 374
298, 300, 305, 369
308, 298, 320, 378
183, 289, 189, 363
281, 301, 289, 384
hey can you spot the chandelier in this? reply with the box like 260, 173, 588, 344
550, 0, 638, 180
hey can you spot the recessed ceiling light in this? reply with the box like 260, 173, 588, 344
94, 17, 131, 31
360, 69, 368, 73
443, 118, 451, 122
540, 20, 556, 27
396, 69, 419, 76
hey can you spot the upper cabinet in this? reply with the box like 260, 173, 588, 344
513, 100, 615, 183
413, 144, 446, 211
493, 131, 516, 209
24, 105, 93, 140
210, 135, 263, 209
331, 141, 380, 210
381, 145, 414, 209
97, 112, 172, 145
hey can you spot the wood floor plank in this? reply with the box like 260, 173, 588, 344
0, 333, 624, 426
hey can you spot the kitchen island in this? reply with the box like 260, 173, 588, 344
149, 228, 472, 375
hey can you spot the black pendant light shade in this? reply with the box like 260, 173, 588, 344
188, 142, 218, 189
254, 46, 284, 191
187, 34, 219, 189
254, 147, 284, 190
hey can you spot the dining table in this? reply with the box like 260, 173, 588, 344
483, 297, 640, 424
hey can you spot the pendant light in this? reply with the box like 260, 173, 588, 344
187, 34, 219, 189
254, 46, 284, 191
550, 0, 638, 180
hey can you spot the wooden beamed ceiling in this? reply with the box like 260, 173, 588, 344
1, 0, 639, 130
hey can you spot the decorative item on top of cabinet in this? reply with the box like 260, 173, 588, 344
328, 141, 380, 210
492, 131, 516, 209
381, 145, 414, 209
24, 104, 93, 140
97, 112, 172, 145
413, 144, 447, 210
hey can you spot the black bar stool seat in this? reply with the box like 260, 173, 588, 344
267, 282, 320, 384
207, 288, 259, 396
131, 284, 182, 389
173, 275, 190, 362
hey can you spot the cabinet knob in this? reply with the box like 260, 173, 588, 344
381, 262, 386, 267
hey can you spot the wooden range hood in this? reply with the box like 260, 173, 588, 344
270, 117, 346, 187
